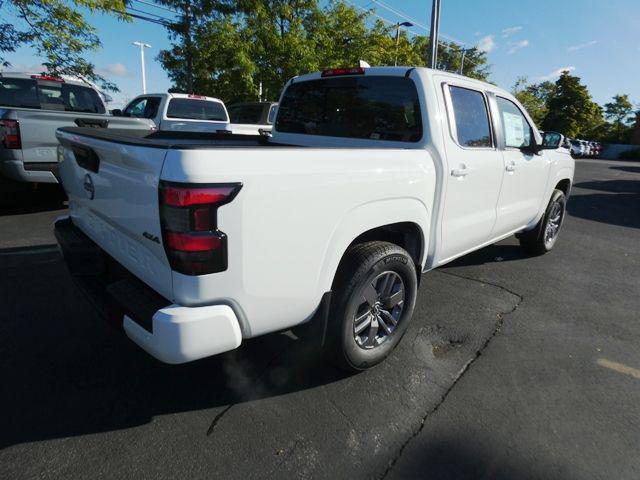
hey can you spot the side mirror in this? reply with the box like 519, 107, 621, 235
110, 109, 123, 116
541, 131, 564, 149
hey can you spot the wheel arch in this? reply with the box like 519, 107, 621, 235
317, 198, 430, 295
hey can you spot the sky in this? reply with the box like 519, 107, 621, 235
2, 0, 640, 109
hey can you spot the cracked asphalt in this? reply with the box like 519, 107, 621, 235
1, 158, 639, 479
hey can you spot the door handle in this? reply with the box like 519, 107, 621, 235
451, 165, 468, 177
505, 161, 516, 172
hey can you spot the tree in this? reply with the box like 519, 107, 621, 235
157, 0, 492, 102
512, 76, 555, 127
541, 71, 604, 138
0, 0, 130, 90
603, 94, 635, 143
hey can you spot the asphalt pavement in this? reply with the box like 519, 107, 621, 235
0, 159, 638, 479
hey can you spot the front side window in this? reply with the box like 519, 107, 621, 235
166, 99, 228, 121
276, 75, 422, 142
448, 85, 492, 148
124, 98, 149, 117
496, 97, 532, 149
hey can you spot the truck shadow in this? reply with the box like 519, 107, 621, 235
609, 165, 640, 174
568, 180, 640, 230
0, 180, 66, 216
0, 248, 350, 448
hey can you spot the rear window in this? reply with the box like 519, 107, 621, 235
275, 75, 422, 142
166, 99, 228, 121
0, 78, 105, 113
228, 104, 263, 124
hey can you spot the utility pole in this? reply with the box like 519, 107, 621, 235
132, 41, 151, 94
428, 0, 441, 69
459, 48, 467, 74
184, 0, 194, 93
394, 21, 413, 67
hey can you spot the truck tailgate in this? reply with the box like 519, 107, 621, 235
16, 109, 152, 166
56, 129, 173, 300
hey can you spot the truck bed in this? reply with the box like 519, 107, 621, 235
57, 127, 284, 149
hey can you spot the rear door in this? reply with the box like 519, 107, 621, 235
437, 82, 503, 263
490, 95, 551, 235
57, 131, 174, 299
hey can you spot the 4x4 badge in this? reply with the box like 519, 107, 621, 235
143, 232, 160, 244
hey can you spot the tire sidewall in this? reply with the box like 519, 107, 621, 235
338, 251, 417, 370
541, 189, 566, 251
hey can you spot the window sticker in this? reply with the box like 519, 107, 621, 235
503, 111, 525, 147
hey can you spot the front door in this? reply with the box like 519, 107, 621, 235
491, 96, 551, 235
438, 82, 504, 263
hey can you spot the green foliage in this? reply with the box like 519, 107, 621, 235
541, 71, 604, 138
157, 0, 492, 102
512, 76, 554, 127
0, 0, 130, 91
603, 94, 635, 143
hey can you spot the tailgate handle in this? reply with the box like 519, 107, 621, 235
71, 144, 100, 173
75, 118, 109, 128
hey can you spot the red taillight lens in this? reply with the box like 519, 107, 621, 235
1, 119, 21, 149
161, 185, 236, 207
159, 182, 242, 275
165, 231, 222, 252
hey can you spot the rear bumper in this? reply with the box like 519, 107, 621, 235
54, 217, 242, 364
0, 159, 58, 183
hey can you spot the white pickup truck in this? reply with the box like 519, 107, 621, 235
112, 92, 231, 133
54, 67, 574, 371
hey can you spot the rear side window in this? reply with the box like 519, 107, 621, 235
496, 97, 532, 149
38, 83, 106, 113
448, 86, 492, 148
276, 75, 422, 142
0, 78, 39, 108
267, 105, 277, 124
228, 104, 263, 124
166, 99, 228, 121
0, 78, 105, 113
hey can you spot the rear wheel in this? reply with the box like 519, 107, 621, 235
326, 241, 417, 372
518, 189, 566, 255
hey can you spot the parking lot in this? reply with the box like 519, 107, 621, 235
0, 158, 638, 479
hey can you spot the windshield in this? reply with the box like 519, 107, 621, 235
275, 75, 422, 142
0, 77, 106, 113
166, 98, 228, 121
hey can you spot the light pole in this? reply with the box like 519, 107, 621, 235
132, 41, 151, 94
428, 0, 441, 69
394, 21, 413, 67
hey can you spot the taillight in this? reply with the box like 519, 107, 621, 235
159, 181, 242, 275
0, 119, 21, 149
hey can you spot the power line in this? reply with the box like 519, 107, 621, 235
346, 0, 484, 70
131, 0, 180, 15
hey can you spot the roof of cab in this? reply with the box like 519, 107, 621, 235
288, 66, 509, 97
0, 71, 91, 87
140, 92, 225, 103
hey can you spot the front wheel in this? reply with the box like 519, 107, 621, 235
518, 189, 567, 255
326, 241, 418, 372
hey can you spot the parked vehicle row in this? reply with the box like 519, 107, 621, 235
569, 139, 602, 158
54, 66, 574, 371
0, 72, 280, 184
0, 72, 153, 183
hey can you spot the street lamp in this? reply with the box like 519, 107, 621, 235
132, 41, 151, 94
394, 21, 413, 66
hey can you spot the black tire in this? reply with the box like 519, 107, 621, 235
518, 189, 566, 255
326, 241, 417, 372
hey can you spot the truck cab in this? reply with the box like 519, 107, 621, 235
115, 93, 231, 133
